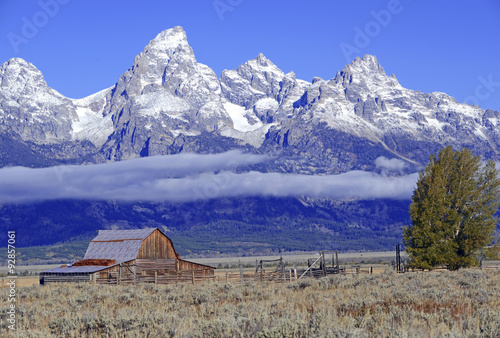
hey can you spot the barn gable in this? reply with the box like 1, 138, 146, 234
40, 227, 214, 284
84, 228, 177, 262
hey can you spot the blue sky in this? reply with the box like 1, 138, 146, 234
0, 0, 499, 110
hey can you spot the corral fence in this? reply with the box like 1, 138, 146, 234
94, 269, 299, 285
41, 251, 376, 286
92, 267, 372, 285
90, 251, 373, 285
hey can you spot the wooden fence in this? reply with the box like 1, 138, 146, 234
94, 269, 298, 285
95, 269, 209, 285
343, 266, 373, 275
92, 266, 373, 285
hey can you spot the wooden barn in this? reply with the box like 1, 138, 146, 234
40, 228, 215, 285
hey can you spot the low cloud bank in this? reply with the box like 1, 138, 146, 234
375, 156, 407, 173
0, 152, 418, 204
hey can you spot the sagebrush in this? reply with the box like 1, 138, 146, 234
2, 269, 500, 337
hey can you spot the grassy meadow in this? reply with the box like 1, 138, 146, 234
2, 268, 500, 337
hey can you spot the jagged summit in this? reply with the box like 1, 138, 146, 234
238, 53, 284, 77
142, 26, 192, 58
220, 53, 287, 108
333, 54, 401, 92
253, 53, 274, 67
1, 57, 31, 69
346, 55, 386, 75
0, 57, 77, 144
336, 54, 388, 82
0, 58, 48, 95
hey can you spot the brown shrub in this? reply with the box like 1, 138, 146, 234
72, 259, 117, 266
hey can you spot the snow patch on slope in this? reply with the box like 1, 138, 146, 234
255, 98, 279, 112
71, 87, 113, 147
135, 91, 189, 117
221, 101, 276, 147
223, 102, 263, 132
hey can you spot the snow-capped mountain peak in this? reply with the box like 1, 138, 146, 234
0, 58, 79, 144
220, 53, 287, 110
334, 54, 400, 89
0, 58, 50, 97
1, 28, 500, 171
144, 26, 191, 56
346, 55, 386, 75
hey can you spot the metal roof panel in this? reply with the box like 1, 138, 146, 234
92, 228, 155, 242
84, 240, 143, 263
41, 265, 113, 274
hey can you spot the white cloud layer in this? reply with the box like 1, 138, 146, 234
0, 152, 419, 204
375, 156, 407, 173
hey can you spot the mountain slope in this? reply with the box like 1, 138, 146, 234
1, 26, 500, 254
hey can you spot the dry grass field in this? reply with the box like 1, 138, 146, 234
2, 268, 500, 337
1, 277, 39, 288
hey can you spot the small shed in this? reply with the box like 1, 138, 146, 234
40, 228, 215, 284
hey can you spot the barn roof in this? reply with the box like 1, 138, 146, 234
84, 240, 142, 263
91, 228, 156, 242
42, 265, 114, 274
84, 228, 159, 263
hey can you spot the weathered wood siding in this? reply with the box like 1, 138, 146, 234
137, 229, 177, 259
40, 275, 91, 284
98, 263, 128, 279
136, 259, 177, 274
178, 259, 214, 273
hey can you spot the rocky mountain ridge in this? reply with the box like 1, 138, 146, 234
2, 26, 499, 172
2, 26, 500, 254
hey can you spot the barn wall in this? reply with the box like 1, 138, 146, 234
136, 259, 177, 274
178, 259, 214, 272
40, 274, 91, 284
97, 264, 126, 279
137, 229, 177, 259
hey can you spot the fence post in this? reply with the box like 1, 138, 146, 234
321, 251, 326, 277
294, 269, 298, 281
260, 269, 263, 282
225, 271, 228, 283
155, 271, 158, 284
133, 264, 136, 284
192, 271, 195, 285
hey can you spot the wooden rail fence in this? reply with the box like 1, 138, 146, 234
93, 269, 299, 285
90, 266, 373, 285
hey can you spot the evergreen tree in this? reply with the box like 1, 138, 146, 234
404, 146, 500, 270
